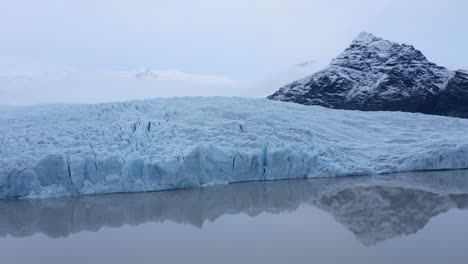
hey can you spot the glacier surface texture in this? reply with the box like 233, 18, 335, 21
1, 97, 468, 199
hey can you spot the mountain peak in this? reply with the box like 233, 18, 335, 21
135, 68, 158, 79
268, 33, 468, 118
352, 32, 382, 44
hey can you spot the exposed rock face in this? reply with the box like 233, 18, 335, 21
268, 32, 468, 118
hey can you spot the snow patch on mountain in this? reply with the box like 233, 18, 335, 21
268, 32, 468, 118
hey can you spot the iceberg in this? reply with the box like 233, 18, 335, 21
1, 97, 468, 199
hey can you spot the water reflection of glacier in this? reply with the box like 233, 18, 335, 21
1, 170, 467, 245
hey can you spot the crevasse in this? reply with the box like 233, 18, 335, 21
1, 97, 468, 199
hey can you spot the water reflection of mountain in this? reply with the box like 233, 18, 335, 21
1, 170, 467, 245
316, 186, 468, 246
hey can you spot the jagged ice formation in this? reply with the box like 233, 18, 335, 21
1, 97, 468, 199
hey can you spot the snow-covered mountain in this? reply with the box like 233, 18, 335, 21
1, 97, 468, 199
135, 68, 159, 79
268, 32, 468, 118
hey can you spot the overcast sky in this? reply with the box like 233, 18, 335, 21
1, 0, 467, 105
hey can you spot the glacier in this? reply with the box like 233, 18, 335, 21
1, 97, 468, 199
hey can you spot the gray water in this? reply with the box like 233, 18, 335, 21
1, 170, 468, 264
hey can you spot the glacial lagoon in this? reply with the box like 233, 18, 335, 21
1, 170, 468, 264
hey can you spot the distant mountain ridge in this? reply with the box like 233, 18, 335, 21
268, 32, 468, 118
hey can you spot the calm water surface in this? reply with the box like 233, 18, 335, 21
1, 170, 468, 264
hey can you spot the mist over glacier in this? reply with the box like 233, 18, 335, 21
1, 97, 468, 199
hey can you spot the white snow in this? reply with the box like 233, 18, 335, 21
352, 32, 382, 44
1, 97, 468, 199
270, 32, 456, 105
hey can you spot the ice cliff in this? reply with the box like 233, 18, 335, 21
1, 97, 468, 199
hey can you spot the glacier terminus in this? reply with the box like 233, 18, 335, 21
1, 97, 468, 199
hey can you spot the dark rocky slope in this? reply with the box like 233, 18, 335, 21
268, 32, 468, 118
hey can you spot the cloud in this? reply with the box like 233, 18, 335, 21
104, 68, 235, 84
0, 55, 327, 105
0, 64, 259, 105
296, 60, 317, 68
0, 56, 75, 84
